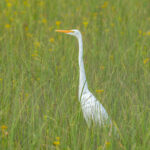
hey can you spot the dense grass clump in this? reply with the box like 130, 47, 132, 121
0, 0, 150, 149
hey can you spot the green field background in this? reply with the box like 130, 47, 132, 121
0, 0, 150, 149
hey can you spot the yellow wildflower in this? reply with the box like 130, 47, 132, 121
138, 30, 142, 35
111, 6, 115, 12
49, 38, 55, 43
105, 141, 110, 147
14, 11, 17, 16
121, 31, 124, 35
111, 23, 114, 27
10, 17, 14, 22
38, 1, 45, 7
12, 80, 15, 88
53, 141, 60, 146
34, 41, 40, 48
21, 10, 26, 14
93, 12, 98, 17
83, 21, 88, 28
26, 33, 33, 38
49, 48, 54, 52
5, 24, 11, 29
1, 125, 7, 130
25, 26, 28, 31
7, 2, 12, 8
145, 30, 150, 36
23, 1, 30, 7
101, 2, 109, 8
96, 90, 104, 93
0, 78, 3, 81
143, 58, 150, 64
56, 21, 61, 26
109, 55, 114, 60
37, 77, 40, 81
31, 53, 38, 57
100, 66, 105, 70
42, 18, 47, 24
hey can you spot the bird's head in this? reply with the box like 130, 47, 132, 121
55, 29, 81, 38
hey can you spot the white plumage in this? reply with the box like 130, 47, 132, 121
80, 90, 110, 127
56, 29, 111, 127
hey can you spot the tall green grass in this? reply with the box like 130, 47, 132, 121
0, 0, 150, 149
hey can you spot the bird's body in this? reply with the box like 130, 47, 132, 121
56, 29, 111, 127
80, 90, 110, 126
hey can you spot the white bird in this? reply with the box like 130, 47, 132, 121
56, 29, 111, 127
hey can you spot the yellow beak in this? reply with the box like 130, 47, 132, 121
55, 30, 73, 33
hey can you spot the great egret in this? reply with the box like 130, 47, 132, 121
56, 29, 111, 127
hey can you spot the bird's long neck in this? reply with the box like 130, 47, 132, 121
78, 35, 88, 100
